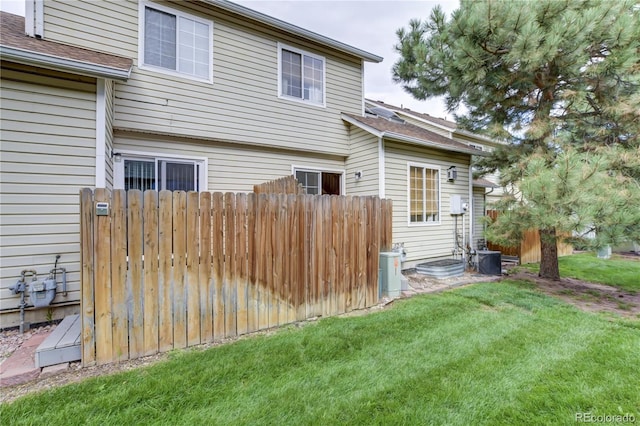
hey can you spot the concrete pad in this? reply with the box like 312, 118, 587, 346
0, 332, 49, 388
40, 362, 69, 379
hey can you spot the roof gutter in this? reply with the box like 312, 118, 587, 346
205, 0, 383, 63
0, 46, 132, 81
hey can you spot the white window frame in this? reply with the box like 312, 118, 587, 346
407, 162, 441, 226
114, 150, 208, 192
278, 43, 326, 108
292, 165, 345, 195
138, 1, 214, 83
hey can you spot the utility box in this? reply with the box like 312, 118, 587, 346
379, 252, 402, 298
477, 250, 502, 275
450, 195, 465, 215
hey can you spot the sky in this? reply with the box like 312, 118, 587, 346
0, 0, 460, 119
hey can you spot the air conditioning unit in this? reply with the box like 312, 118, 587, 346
379, 252, 402, 298
477, 250, 502, 275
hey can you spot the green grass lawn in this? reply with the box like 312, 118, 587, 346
522, 252, 640, 293
2, 280, 639, 425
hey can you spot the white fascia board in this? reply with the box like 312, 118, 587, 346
383, 132, 490, 157
206, 0, 383, 63
0, 46, 131, 81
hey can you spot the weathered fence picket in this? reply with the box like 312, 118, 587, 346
80, 189, 392, 365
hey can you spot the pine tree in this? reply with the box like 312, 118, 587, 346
393, 0, 640, 279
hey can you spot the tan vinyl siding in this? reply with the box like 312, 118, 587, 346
384, 141, 472, 266
345, 127, 379, 196
0, 67, 96, 327
114, 133, 345, 193
105, 80, 115, 189
44, 0, 138, 58
43, 0, 364, 156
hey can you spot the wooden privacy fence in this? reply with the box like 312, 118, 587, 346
253, 175, 304, 195
80, 189, 392, 365
486, 210, 573, 264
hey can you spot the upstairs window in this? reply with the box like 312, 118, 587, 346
140, 2, 213, 82
279, 44, 325, 106
409, 164, 440, 224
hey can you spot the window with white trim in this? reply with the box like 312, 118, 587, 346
279, 44, 325, 106
409, 164, 440, 223
295, 169, 342, 195
140, 2, 213, 82
115, 154, 206, 192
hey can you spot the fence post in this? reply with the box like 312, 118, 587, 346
94, 188, 113, 365
80, 188, 95, 366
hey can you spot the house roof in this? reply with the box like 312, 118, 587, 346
342, 113, 489, 157
365, 99, 504, 147
366, 99, 456, 129
0, 12, 132, 80
206, 0, 383, 63
473, 178, 499, 188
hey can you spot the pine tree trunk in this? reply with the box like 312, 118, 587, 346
538, 228, 560, 280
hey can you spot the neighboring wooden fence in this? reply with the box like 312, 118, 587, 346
486, 210, 573, 264
253, 175, 304, 195
80, 189, 392, 365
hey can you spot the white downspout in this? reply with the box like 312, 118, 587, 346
468, 164, 474, 250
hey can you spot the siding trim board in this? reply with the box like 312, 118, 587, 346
378, 136, 385, 198
96, 79, 106, 188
